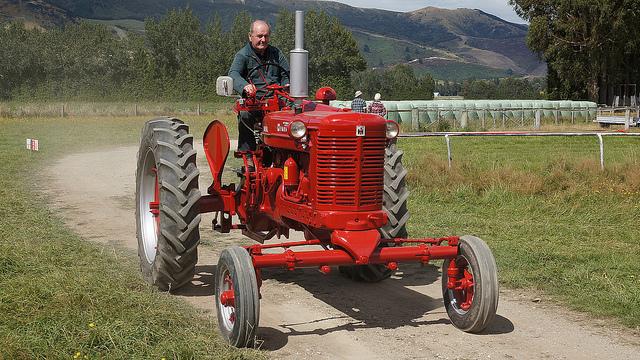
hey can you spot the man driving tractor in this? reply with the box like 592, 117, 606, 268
228, 20, 290, 152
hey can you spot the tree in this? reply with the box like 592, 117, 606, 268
416, 72, 435, 100
461, 79, 496, 99
496, 76, 530, 99
352, 69, 381, 99
376, 64, 435, 100
273, 9, 367, 98
228, 10, 253, 57
145, 5, 205, 80
204, 14, 231, 84
0, 22, 44, 99
510, 0, 640, 103
271, 9, 294, 53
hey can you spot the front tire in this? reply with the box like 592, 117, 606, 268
135, 117, 200, 291
216, 246, 260, 348
442, 235, 499, 333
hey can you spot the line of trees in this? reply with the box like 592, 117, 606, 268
0, 5, 548, 103
352, 64, 435, 101
435, 77, 546, 100
0, 7, 370, 102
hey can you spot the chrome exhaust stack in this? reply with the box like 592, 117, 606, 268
289, 11, 308, 115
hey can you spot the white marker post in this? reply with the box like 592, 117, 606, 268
27, 139, 39, 152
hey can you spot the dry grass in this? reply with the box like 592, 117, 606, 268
400, 134, 640, 328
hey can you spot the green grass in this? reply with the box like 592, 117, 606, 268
400, 135, 640, 328
353, 31, 439, 68
0, 113, 254, 359
85, 19, 147, 31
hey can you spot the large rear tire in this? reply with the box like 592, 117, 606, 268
135, 117, 200, 291
442, 235, 499, 333
380, 139, 410, 239
216, 246, 260, 348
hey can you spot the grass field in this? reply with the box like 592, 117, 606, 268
1, 104, 639, 357
0, 110, 261, 359
400, 134, 640, 328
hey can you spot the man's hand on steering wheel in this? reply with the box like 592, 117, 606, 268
246, 62, 291, 100
243, 84, 257, 97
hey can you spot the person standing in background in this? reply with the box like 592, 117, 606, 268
368, 93, 387, 117
351, 90, 366, 113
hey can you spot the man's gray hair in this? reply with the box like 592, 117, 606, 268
249, 20, 271, 36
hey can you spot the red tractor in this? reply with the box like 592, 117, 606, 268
135, 11, 498, 348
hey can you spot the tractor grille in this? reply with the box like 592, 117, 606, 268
316, 136, 385, 208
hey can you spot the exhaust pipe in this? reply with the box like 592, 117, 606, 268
289, 11, 308, 115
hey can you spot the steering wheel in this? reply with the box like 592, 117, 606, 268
246, 62, 290, 100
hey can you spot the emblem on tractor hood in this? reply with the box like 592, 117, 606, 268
277, 122, 289, 132
356, 125, 365, 137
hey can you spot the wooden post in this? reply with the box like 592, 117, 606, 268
461, 110, 468, 128
535, 109, 541, 130
412, 107, 419, 131
61, 104, 65, 118
585, 106, 589, 123
571, 107, 575, 123
134, 104, 138, 117
625, 108, 631, 130
197, 103, 201, 116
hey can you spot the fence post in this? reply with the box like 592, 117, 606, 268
625, 108, 631, 130
482, 109, 486, 128
585, 106, 589, 123
197, 103, 201, 116
598, 134, 604, 170
571, 107, 575, 123
461, 110, 468, 128
412, 108, 419, 131
61, 104, 65, 118
445, 134, 452, 168
555, 108, 559, 125
535, 109, 541, 130
134, 104, 138, 117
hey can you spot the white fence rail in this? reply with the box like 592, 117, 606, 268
399, 131, 640, 170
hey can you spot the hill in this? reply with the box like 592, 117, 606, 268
0, 0, 81, 29
4, 0, 544, 79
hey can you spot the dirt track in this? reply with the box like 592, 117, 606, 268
46, 142, 640, 359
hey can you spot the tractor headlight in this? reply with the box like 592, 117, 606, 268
288, 120, 307, 139
386, 120, 399, 139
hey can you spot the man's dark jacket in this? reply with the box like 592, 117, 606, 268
228, 42, 290, 97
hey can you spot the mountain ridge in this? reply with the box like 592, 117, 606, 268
0, 0, 81, 29
1, 0, 544, 78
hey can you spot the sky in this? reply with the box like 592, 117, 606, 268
334, 0, 526, 24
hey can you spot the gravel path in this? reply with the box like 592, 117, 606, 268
45, 143, 640, 359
